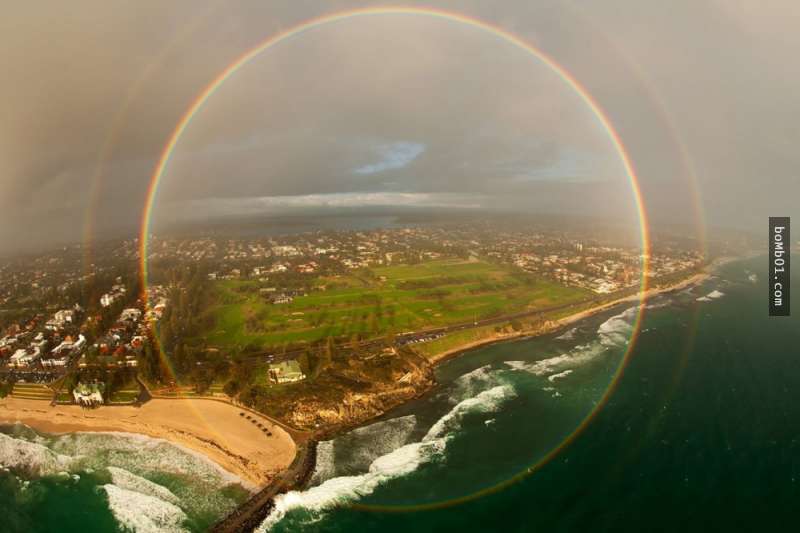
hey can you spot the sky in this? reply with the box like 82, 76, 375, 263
1, 0, 798, 254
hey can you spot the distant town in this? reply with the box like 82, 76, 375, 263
0, 218, 729, 418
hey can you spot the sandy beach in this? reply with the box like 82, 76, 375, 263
0, 397, 296, 489
0, 267, 725, 491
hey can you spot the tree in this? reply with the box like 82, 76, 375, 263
223, 379, 241, 397
349, 333, 360, 354
367, 313, 378, 335
192, 366, 212, 394
173, 343, 187, 375
320, 337, 334, 369
298, 350, 313, 378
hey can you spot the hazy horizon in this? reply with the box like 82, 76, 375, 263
3, 1, 798, 255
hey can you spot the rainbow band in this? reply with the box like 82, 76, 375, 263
139, 5, 652, 509
139, 6, 651, 274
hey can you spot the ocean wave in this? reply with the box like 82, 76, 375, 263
556, 327, 577, 340
107, 466, 180, 505
504, 343, 605, 377
258, 438, 447, 531
61, 432, 249, 521
547, 370, 573, 382
50, 431, 248, 490
450, 365, 502, 402
423, 385, 516, 442
1, 427, 246, 530
505, 306, 636, 380
259, 382, 517, 530
346, 415, 417, 469
0, 432, 72, 476
696, 289, 724, 302
103, 483, 187, 533
597, 306, 636, 347
309, 440, 335, 487
317, 415, 418, 482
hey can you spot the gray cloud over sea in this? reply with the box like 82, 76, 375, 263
1, 1, 798, 253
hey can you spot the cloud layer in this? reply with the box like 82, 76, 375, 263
1, 1, 798, 253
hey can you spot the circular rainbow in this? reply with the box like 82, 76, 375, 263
139, 5, 653, 510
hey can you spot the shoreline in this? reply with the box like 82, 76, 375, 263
0, 260, 741, 530
0, 396, 296, 489
222, 263, 730, 527
308, 266, 723, 445
427, 268, 713, 366
219, 259, 747, 529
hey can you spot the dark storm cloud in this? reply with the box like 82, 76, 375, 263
150, 12, 628, 226
1, 0, 798, 254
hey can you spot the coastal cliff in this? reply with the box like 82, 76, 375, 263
244, 349, 436, 433
289, 376, 433, 430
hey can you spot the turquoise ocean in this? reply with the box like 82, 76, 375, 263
2, 255, 797, 532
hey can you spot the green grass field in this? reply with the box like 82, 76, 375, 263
197, 259, 588, 351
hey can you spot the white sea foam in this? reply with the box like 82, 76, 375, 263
309, 440, 335, 486
107, 466, 180, 505
424, 385, 516, 442
505, 306, 636, 379
346, 415, 417, 470
103, 483, 188, 533
258, 438, 446, 531
258, 382, 517, 531
597, 306, 636, 347
50, 431, 249, 490
504, 343, 604, 377
548, 370, 573, 382
556, 327, 577, 340
1, 427, 246, 530
0, 433, 72, 476
504, 360, 533, 372
450, 365, 500, 402
748, 273, 758, 283
696, 290, 724, 302
311, 415, 418, 485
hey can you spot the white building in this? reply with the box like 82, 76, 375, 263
9, 347, 41, 368
120, 308, 142, 322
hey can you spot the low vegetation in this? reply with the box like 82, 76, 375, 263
194, 259, 587, 354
